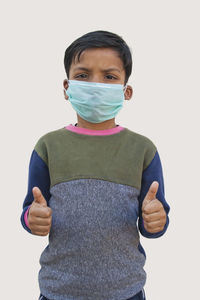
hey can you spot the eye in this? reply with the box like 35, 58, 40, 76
75, 73, 88, 79
105, 74, 118, 80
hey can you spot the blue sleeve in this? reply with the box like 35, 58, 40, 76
138, 151, 170, 238
20, 150, 51, 234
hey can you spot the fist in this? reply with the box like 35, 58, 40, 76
28, 187, 52, 236
142, 181, 167, 233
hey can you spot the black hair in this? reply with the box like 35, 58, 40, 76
64, 30, 132, 84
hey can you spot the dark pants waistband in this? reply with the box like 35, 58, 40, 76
39, 289, 146, 300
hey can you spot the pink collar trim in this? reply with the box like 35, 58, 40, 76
65, 124, 125, 136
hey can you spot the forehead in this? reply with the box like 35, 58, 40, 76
72, 48, 124, 70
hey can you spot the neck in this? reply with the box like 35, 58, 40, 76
76, 115, 117, 130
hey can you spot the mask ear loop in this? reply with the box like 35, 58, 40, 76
64, 79, 69, 100
123, 84, 128, 92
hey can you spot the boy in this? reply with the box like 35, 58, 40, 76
20, 30, 170, 300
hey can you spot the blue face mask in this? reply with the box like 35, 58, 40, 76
65, 80, 126, 123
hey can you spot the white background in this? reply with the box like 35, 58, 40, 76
1, 0, 199, 299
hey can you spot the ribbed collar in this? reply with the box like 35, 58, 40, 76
65, 123, 125, 136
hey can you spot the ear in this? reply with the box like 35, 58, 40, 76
63, 79, 69, 100
124, 85, 133, 100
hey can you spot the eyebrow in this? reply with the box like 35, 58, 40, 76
104, 68, 121, 73
73, 67, 90, 72
73, 67, 121, 73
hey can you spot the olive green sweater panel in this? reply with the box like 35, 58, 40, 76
34, 127, 157, 190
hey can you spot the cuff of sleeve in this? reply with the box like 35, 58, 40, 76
20, 205, 32, 234
24, 205, 31, 229
139, 216, 169, 239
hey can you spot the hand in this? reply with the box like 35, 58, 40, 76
142, 181, 167, 233
28, 187, 52, 236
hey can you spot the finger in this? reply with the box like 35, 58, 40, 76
142, 199, 163, 214
143, 220, 164, 232
32, 230, 50, 236
31, 224, 51, 233
144, 181, 159, 203
143, 224, 164, 234
144, 219, 161, 228
30, 206, 52, 218
142, 210, 166, 223
32, 187, 47, 207
30, 216, 52, 226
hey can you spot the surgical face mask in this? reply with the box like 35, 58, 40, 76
65, 80, 126, 123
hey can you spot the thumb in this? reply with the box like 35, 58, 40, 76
32, 187, 47, 207
142, 181, 159, 208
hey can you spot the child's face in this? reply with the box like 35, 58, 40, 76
63, 48, 132, 101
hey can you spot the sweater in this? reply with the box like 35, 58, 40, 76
20, 123, 170, 300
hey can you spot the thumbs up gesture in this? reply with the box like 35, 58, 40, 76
28, 187, 52, 236
142, 181, 167, 233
